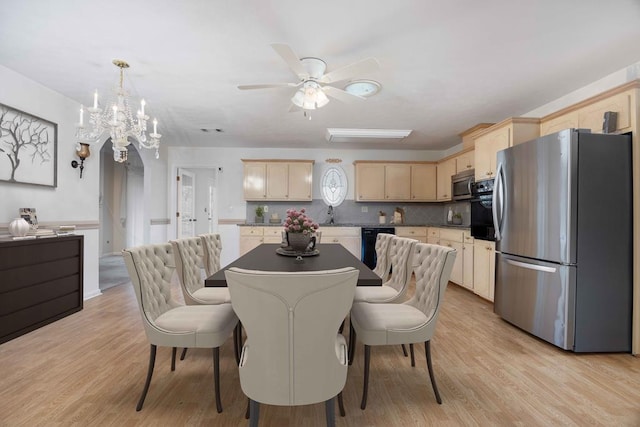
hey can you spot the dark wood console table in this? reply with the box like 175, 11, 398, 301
205, 243, 382, 287
0, 235, 84, 344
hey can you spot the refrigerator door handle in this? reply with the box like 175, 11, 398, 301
505, 258, 557, 273
492, 162, 504, 241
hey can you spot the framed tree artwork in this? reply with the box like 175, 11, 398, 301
0, 103, 58, 187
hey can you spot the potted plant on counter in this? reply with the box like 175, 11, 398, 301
255, 206, 264, 223
452, 212, 463, 225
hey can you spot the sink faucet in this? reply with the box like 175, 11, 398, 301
327, 205, 335, 224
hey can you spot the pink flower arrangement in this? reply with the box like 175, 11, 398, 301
284, 208, 319, 235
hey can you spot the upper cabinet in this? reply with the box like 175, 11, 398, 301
473, 118, 539, 182
436, 158, 456, 201
242, 159, 313, 201
354, 161, 436, 202
455, 150, 474, 174
410, 163, 437, 201
540, 86, 633, 137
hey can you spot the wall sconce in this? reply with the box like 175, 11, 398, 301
71, 143, 90, 178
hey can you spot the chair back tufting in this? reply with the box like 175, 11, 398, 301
405, 243, 456, 330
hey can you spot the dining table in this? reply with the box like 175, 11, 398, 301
205, 243, 382, 287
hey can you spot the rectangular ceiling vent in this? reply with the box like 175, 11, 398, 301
325, 128, 412, 143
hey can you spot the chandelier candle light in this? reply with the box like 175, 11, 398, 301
76, 59, 161, 163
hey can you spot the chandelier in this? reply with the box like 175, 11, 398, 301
76, 59, 161, 163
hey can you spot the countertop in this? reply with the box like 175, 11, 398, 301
239, 223, 470, 229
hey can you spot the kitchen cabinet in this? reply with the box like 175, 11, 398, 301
384, 163, 411, 200
436, 158, 456, 201
473, 240, 496, 301
462, 232, 474, 290
410, 164, 437, 201
242, 160, 313, 201
354, 162, 436, 202
473, 118, 539, 182
427, 227, 439, 244
354, 163, 386, 201
454, 150, 475, 174
318, 227, 361, 258
395, 227, 427, 243
540, 90, 632, 137
438, 229, 465, 286
239, 226, 264, 255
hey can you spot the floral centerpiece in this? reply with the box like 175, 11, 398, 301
284, 208, 319, 252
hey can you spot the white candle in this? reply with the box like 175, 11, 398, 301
93, 90, 98, 109
112, 105, 118, 125
141, 99, 146, 116
79, 105, 84, 126
153, 118, 157, 134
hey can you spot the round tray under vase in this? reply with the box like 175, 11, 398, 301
276, 248, 320, 257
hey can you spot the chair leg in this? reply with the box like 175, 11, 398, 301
410, 343, 415, 367
136, 344, 157, 411
348, 323, 356, 366
360, 345, 371, 410
245, 398, 250, 419
338, 392, 346, 417
233, 323, 240, 365
213, 347, 223, 413
425, 341, 442, 404
180, 348, 188, 360
249, 399, 260, 427
401, 344, 408, 357
325, 397, 336, 427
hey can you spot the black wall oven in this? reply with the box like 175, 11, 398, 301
470, 179, 495, 241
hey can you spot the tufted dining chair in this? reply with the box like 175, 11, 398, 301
350, 236, 418, 361
200, 233, 222, 277
349, 243, 456, 409
171, 237, 231, 305
170, 237, 237, 363
353, 236, 417, 304
371, 232, 394, 280
224, 267, 359, 427
123, 243, 239, 412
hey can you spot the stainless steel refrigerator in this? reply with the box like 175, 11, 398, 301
493, 129, 632, 352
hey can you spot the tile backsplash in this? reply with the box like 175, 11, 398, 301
246, 200, 470, 226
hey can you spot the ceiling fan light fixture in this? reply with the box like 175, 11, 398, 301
291, 81, 330, 110
344, 79, 381, 97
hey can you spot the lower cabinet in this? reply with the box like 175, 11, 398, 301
318, 227, 361, 259
239, 226, 265, 256
473, 240, 496, 301
395, 226, 427, 243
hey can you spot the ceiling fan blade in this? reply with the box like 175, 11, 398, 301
288, 103, 302, 113
237, 82, 300, 90
319, 57, 380, 84
271, 43, 309, 80
322, 86, 366, 103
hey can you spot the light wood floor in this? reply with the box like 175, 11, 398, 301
1, 279, 639, 426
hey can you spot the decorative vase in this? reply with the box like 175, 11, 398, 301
8, 218, 30, 237
287, 232, 312, 253
452, 216, 463, 225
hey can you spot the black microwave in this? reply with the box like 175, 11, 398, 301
451, 169, 475, 201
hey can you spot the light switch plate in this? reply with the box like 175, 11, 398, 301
361, 206, 368, 212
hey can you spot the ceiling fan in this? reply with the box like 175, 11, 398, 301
238, 43, 379, 111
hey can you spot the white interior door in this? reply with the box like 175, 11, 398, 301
177, 169, 196, 238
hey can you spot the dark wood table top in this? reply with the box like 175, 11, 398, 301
205, 243, 382, 287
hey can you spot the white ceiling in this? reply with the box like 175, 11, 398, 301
2, 0, 640, 151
